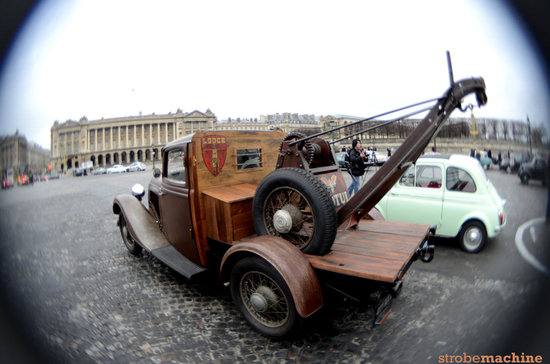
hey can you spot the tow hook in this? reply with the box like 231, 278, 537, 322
416, 240, 435, 263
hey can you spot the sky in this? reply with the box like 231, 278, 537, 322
0, 0, 549, 149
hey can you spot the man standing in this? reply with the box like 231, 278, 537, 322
347, 139, 367, 196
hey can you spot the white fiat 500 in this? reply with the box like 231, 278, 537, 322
375, 154, 506, 253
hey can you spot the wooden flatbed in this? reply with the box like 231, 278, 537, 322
307, 220, 430, 283
201, 182, 430, 284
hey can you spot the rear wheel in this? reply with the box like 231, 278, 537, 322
118, 214, 142, 256
458, 221, 487, 253
230, 256, 301, 339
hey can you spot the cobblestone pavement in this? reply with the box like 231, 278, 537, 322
0, 170, 548, 363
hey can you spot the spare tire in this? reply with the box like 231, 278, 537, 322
253, 168, 337, 255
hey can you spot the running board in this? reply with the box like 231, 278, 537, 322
113, 194, 207, 280
151, 245, 207, 280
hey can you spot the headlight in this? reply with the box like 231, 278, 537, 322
131, 184, 145, 200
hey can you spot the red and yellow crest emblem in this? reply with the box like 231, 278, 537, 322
201, 135, 227, 176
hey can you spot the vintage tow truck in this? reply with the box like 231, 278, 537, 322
113, 61, 487, 338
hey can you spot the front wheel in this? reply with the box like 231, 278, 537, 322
520, 173, 529, 184
230, 256, 301, 339
458, 221, 487, 253
118, 214, 142, 256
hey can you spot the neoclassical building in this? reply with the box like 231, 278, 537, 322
1, 131, 50, 178
51, 107, 544, 173
50, 109, 216, 172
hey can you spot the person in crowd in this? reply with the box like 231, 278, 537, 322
347, 139, 367, 196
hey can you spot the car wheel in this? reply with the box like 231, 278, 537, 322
458, 221, 487, 253
253, 168, 337, 255
118, 214, 142, 256
520, 173, 529, 184
230, 256, 302, 339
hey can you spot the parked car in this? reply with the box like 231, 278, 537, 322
93, 167, 106, 175
375, 154, 506, 253
478, 150, 493, 169
2, 178, 13, 189
518, 156, 549, 185
499, 157, 510, 172
107, 164, 127, 174
49, 172, 60, 180
364, 150, 388, 166
2, 171, 14, 189
512, 152, 530, 173
18, 174, 30, 185
126, 162, 146, 172
335, 152, 349, 169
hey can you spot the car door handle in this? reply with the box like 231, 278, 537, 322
390, 191, 410, 196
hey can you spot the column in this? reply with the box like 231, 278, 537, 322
157, 123, 161, 145
133, 124, 137, 147
70, 131, 74, 154
102, 127, 105, 152
125, 125, 128, 147
164, 122, 168, 144
141, 123, 146, 146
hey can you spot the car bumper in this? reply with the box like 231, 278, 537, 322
493, 215, 507, 235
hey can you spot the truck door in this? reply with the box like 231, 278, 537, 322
159, 146, 200, 264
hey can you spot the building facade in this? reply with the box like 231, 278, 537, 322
50, 109, 216, 172
50, 107, 547, 174
0, 131, 50, 180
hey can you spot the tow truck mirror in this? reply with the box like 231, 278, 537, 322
153, 168, 161, 178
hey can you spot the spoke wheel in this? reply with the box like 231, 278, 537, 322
263, 186, 314, 250
230, 256, 300, 338
253, 168, 337, 255
119, 214, 142, 256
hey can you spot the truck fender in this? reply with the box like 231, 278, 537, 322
112, 193, 155, 250
219, 235, 323, 318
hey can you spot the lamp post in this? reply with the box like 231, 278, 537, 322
526, 115, 532, 157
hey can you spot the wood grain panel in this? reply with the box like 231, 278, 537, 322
307, 220, 430, 283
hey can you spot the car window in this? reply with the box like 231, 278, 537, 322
446, 167, 476, 192
398, 165, 415, 187
398, 164, 442, 188
166, 150, 186, 182
236, 148, 261, 170
415, 165, 442, 188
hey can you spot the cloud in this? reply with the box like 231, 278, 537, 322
0, 0, 548, 149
